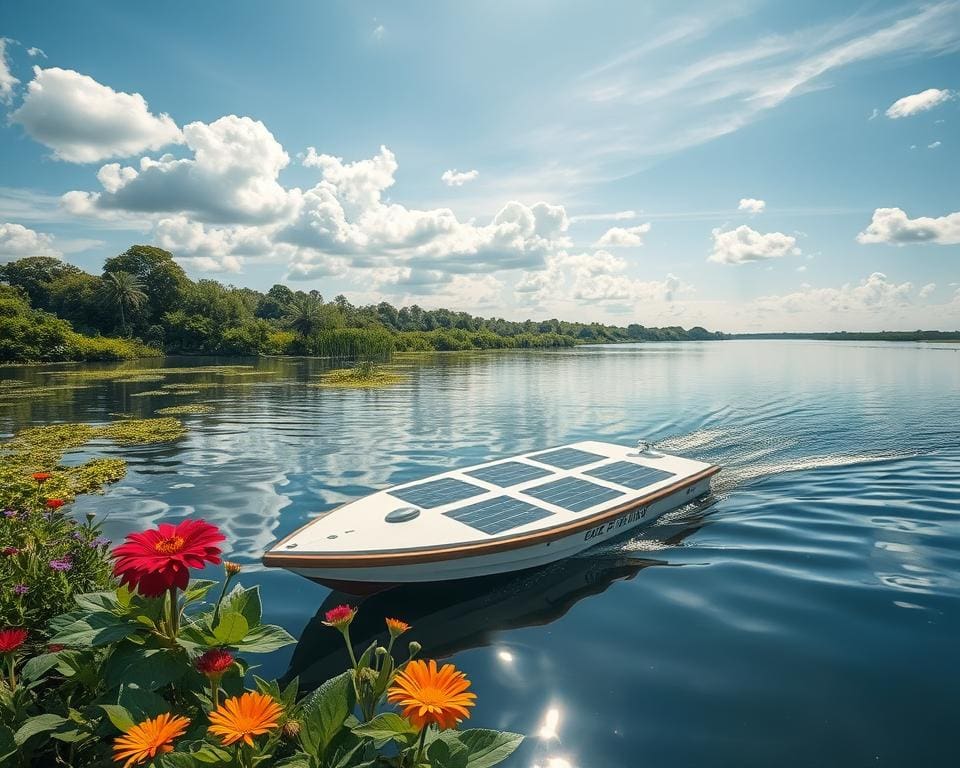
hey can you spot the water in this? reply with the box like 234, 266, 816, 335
3, 340, 959, 767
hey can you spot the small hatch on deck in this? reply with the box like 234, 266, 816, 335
385, 506, 420, 523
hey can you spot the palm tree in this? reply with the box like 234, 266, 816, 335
284, 294, 327, 338
99, 270, 147, 336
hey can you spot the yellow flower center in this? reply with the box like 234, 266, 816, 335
154, 535, 185, 555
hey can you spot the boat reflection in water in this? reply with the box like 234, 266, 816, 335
282, 503, 714, 690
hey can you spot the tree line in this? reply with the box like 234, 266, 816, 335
0, 245, 723, 362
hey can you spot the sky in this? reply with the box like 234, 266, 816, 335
0, 0, 958, 332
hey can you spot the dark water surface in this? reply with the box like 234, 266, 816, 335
3, 341, 958, 767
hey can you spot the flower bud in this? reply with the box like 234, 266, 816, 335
408, 641, 422, 657
224, 561, 242, 576
282, 720, 301, 739
375, 645, 388, 656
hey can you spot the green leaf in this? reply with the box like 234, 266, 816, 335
99, 704, 136, 732
117, 684, 170, 721
428, 735, 469, 768
0, 725, 16, 762
104, 644, 187, 691
212, 611, 249, 645
21, 652, 60, 682
373, 651, 394, 698
351, 712, 417, 748
50, 612, 137, 647
181, 579, 218, 605
234, 623, 296, 653
356, 641, 377, 671
74, 591, 120, 612
226, 584, 262, 627
443, 730, 524, 768
14, 714, 67, 746
299, 670, 353, 758
272, 757, 312, 768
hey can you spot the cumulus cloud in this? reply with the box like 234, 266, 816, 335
64, 115, 295, 223
595, 223, 651, 247
753, 272, 913, 316
738, 198, 766, 214
919, 282, 936, 299
26, 47, 45, 58
0, 222, 62, 262
709, 225, 799, 264
0, 39, 18, 104
11, 67, 182, 163
441, 169, 479, 187
885, 88, 954, 118
856, 207, 960, 245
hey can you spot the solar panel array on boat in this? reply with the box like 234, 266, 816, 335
585, 461, 676, 490
388, 478, 485, 509
522, 476, 624, 512
444, 496, 554, 535
465, 461, 553, 487
527, 447, 606, 470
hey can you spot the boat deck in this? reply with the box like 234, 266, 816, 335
265, 441, 716, 561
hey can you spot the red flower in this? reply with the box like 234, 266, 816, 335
45, 498, 65, 510
322, 604, 356, 629
195, 649, 234, 677
2, 547, 18, 557
32, 472, 52, 483
0, 628, 27, 654
111, 519, 225, 597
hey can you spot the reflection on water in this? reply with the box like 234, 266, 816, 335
2, 340, 959, 767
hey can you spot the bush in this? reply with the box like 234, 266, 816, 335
65, 332, 161, 361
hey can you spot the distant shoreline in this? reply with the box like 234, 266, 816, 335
730, 331, 960, 342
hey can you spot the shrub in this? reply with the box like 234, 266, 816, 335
65, 333, 161, 361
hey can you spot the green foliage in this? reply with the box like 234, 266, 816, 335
65, 332, 161, 361
156, 404, 215, 415
99, 271, 148, 336
299, 328, 395, 360
312, 362, 407, 389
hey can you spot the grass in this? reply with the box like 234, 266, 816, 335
311, 360, 408, 389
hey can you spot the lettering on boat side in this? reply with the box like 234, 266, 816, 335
583, 506, 646, 541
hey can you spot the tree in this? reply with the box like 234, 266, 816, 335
0, 256, 82, 310
103, 245, 189, 326
255, 284, 295, 319
284, 294, 327, 338
99, 270, 147, 336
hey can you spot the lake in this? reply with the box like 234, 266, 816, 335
3, 340, 958, 767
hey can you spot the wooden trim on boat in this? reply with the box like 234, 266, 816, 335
262, 465, 720, 569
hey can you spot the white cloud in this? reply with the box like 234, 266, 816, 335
753, 272, 913, 317
373, 24, 385, 41
0, 222, 62, 262
928, 141, 942, 149
595, 223, 651, 247
11, 67, 182, 163
856, 207, 960, 245
64, 115, 295, 223
441, 169, 479, 187
885, 87, 954, 118
919, 282, 936, 299
709, 225, 799, 264
153, 215, 296, 273
0, 39, 19, 104
569, 210, 637, 223
26, 47, 45, 58
738, 198, 766, 214
868, 107, 880, 120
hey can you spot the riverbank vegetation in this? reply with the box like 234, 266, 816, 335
0, 474, 522, 766
0, 246, 721, 363
732, 330, 960, 342
313, 361, 409, 389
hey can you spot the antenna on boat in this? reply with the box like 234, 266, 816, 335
634, 438, 663, 458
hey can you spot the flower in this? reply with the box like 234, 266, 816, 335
224, 560, 242, 576
2, 547, 18, 557
195, 648, 234, 677
90, 535, 112, 548
111, 519, 225, 597
45, 498, 65, 510
322, 604, 356, 629
3, 510, 16, 519
49, 557, 73, 572
386, 617, 410, 637
0, 628, 28, 654
387, 659, 477, 730
112, 713, 190, 768
207, 691, 283, 747
32, 472, 52, 483
12, 585, 28, 595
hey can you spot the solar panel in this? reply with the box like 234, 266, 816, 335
444, 496, 554, 535
465, 461, 553, 487
389, 478, 485, 509
523, 476, 624, 512
585, 461, 675, 490
527, 447, 606, 470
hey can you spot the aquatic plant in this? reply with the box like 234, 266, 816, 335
156, 404, 215, 415
0, 520, 522, 767
131, 388, 201, 397
312, 362, 408, 389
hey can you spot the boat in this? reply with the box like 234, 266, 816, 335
263, 440, 720, 593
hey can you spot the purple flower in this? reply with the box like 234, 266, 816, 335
3, 509, 16, 519
71, 531, 85, 541
89, 536, 111, 548
49, 557, 73, 572
13, 584, 28, 595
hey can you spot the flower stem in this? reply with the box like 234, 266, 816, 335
341, 627, 358, 669
167, 586, 180, 640
413, 726, 428, 768
6, 655, 16, 692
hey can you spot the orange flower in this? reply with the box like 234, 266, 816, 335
112, 713, 190, 768
387, 659, 477, 730
45, 498, 65, 510
208, 691, 283, 747
32, 472, 52, 483
385, 617, 410, 637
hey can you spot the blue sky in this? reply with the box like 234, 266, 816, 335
0, 0, 957, 331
